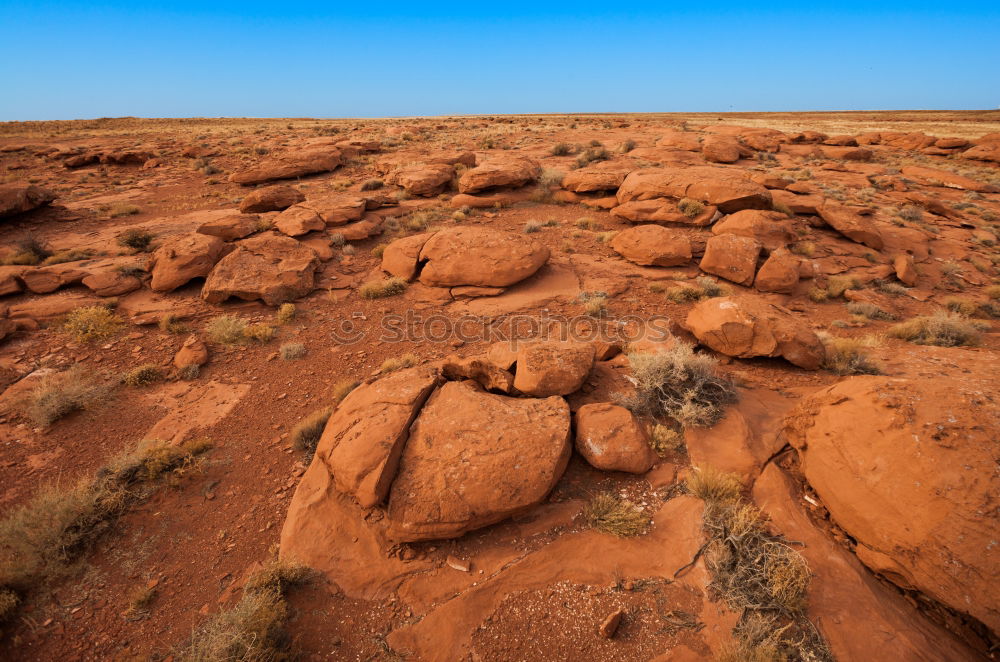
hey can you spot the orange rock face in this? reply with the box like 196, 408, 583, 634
386, 380, 571, 541
785, 374, 1000, 633
574, 403, 656, 473
201, 232, 319, 305
417, 227, 549, 287
609, 224, 692, 266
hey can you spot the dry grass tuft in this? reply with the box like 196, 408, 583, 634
0, 439, 211, 618
825, 275, 862, 298
276, 303, 296, 324
677, 198, 705, 218
17, 365, 110, 426
279, 343, 306, 360
63, 305, 124, 343
359, 277, 407, 299
122, 364, 164, 387
585, 493, 650, 537
117, 228, 155, 251
688, 465, 830, 661
206, 316, 275, 345
331, 379, 359, 404
379, 353, 418, 374
845, 301, 894, 321
820, 334, 882, 375
290, 407, 333, 457
686, 466, 742, 504
888, 311, 983, 347
620, 343, 737, 427
176, 559, 310, 662
649, 423, 684, 457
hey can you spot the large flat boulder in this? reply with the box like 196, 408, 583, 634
561, 166, 630, 193
0, 182, 55, 218
609, 225, 692, 267
684, 296, 823, 369
386, 380, 571, 541
238, 184, 305, 213
149, 232, 227, 292
229, 149, 341, 185
457, 157, 539, 194
417, 227, 549, 287
513, 341, 595, 397
712, 209, 795, 251
392, 163, 454, 196
616, 166, 771, 213
201, 233, 319, 305
699, 234, 762, 285
784, 373, 1000, 634
320, 366, 442, 508
817, 203, 884, 250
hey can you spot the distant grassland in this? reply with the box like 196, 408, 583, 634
1, 109, 999, 140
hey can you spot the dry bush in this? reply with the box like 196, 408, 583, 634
331, 379, 359, 404
819, 334, 882, 376
0, 237, 50, 265
158, 313, 188, 334
845, 301, 894, 321
985, 285, 1000, 300
109, 203, 141, 218
359, 277, 407, 299
176, 559, 310, 662
941, 296, 977, 316
0, 439, 211, 618
117, 228, 155, 251
550, 142, 573, 156
677, 198, 705, 218
574, 146, 611, 168
122, 364, 164, 387
687, 466, 830, 661
360, 178, 384, 191
825, 275, 862, 298
276, 303, 296, 324
585, 493, 650, 537
620, 343, 737, 427
379, 353, 418, 374
291, 407, 333, 457
789, 241, 816, 257
179, 364, 200, 381
686, 466, 742, 504
523, 221, 542, 234
244, 323, 276, 343
649, 423, 684, 457
206, 315, 247, 344
17, 365, 110, 426
124, 585, 157, 620
42, 248, 94, 265
63, 305, 124, 343
279, 343, 306, 360
888, 311, 983, 347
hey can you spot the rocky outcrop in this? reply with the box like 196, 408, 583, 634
149, 232, 227, 292
0, 182, 55, 218
609, 225, 692, 266
320, 366, 442, 508
457, 157, 539, 193
416, 228, 549, 287
784, 373, 1000, 634
574, 403, 656, 473
817, 203, 884, 250
238, 184, 305, 213
685, 296, 824, 369
391, 163, 455, 196
386, 380, 571, 541
229, 149, 341, 185
699, 234, 762, 285
616, 166, 771, 213
201, 233, 319, 305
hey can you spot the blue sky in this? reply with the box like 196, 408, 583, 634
2, 1, 998, 120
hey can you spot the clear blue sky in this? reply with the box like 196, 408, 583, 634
2, 1, 998, 120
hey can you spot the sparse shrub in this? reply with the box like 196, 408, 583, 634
942, 296, 977, 316
649, 424, 684, 457
823, 275, 861, 299
1, 237, 50, 265
15, 366, 109, 427
254, 217, 274, 232
695, 276, 726, 298
664, 285, 703, 303
123, 364, 164, 387
329, 232, 346, 247
379, 353, 418, 374
585, 493, 650, 537
573, 146, 611, 168
158, 313, 188, 334
846, 301, 894, 321
330, 379, 359, 404
179, 364, 200, 381
206, 315, 248, 345
575, 217, 598, 230
175, 559, 309, 662
538, 167, 564, 189
985, 285, 1000, 300
342, 244, 356, 255
677, 198, 705, 219
820, 334, 882, 375
124, 585, 157, 619
63, 305, 124, 343
808, 287, 829, 303
359, 277, 407, 299
618, 139, 636, 153
42, 248, 94, 265
118, 228, 155, 251
279, 342, 306, 360
596, 231, 618, 244
109, 203, 141, 218
276, 303, 296, 324
291, 407, 333, 456
550, 142, 573, 156
371, 243, 388, 258
790, 241, 816, 257
523, 221, 542, 234
896, 205, 923, 223
244, 323, 275, 343
888, 311, 983, 347
876, 281, 909, 297
620, 343, 738, 427
360, 178, 384, 191
0, 438, 210, 615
